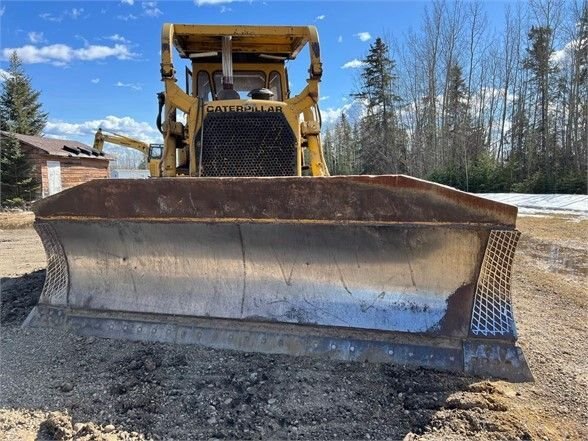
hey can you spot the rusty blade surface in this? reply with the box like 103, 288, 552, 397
37, 221, 485, 337
32, 175, 518, 226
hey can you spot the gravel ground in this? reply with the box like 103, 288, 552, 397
0, 213, 586, 441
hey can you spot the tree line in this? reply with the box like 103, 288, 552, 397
323, 0, 587, 193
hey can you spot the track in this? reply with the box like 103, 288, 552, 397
0, 211, 586, 440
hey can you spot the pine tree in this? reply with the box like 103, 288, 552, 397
574, 5, 588, 178
0, 52, 48, 135
1, 132, 39, 207
323, 128, 337, 173
353, 38, 406, 174
0, 52, 44, 206
445, 64, 469, 169
445, 63, 487, 190
523, 26, 558, 188
333, 113, 357, 174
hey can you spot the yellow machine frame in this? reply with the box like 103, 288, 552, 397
159, 23, 329, 177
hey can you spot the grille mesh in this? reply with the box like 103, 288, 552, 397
199, 112, 297, 177
470, 230, 521, 338
35, 223, 69, 305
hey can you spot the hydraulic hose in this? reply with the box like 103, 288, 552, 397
156, 92, 165, 134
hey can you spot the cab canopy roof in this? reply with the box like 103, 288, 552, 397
171, 24, 315, 60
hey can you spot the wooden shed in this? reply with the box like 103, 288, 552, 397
3, 131, 111, 198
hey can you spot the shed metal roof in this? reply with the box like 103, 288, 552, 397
1, 131, 110, 161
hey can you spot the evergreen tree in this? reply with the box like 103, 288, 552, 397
353, 38, 407, 174
0, 132, 39, 207
574, 5, 588, 179
323, 128, 337, 173
0, 52, 44, 206
445, 64, 469, 168
0, 52, 48, 135
333, 113, 358, 174
324, 113, 361, 175
445, 64, 487, 190
523, 26, 558, 187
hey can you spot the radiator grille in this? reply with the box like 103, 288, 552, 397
199, 112, 297, 177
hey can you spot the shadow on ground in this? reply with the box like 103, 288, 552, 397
1, 269, 44, 326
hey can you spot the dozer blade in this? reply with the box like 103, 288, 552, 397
26, 175, 532, 381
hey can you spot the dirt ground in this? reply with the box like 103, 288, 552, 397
0, 211, 586, 441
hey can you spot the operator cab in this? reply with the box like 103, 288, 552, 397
170, 25, 308, 102
160, 24, 324, 178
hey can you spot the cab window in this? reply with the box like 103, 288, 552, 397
212, 71, 266, 99
149, 144, 163, 160
197, 71, 212, 101
268, 71, 283, 101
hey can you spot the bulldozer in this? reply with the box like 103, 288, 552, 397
26, 24, 532, 381
93, 128, 163, 177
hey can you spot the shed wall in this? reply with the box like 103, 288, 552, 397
20, 144, 109, 198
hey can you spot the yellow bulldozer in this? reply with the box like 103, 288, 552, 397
26, 24, 532, 381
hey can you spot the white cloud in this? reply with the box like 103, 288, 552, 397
0, 6, 5, 17
91, 78, 100, 84
28, 32, 46, 44
220, 6, 232, 13
354, 32, 371, 42
142, 1, 162, 17
341, 59, 366, 69
45, 115, 160, 145
321, 103, 354, 126
337, 35, 343, 43
121, 0, 134, 5
115, 81, 142, 91
39, 8, 86, 22
1, 43, 137, 65
116, 14, 138, 21
551, 39, 578, 66
320, 96, 330, 101
0, 68, 13, 81
316, 15, 326, 20
39, 12, 62, 23
69, 8, 84, 19
194, 0, 234, 5
106, 34, 129, 43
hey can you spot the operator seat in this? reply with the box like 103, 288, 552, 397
217, 88, 240, 100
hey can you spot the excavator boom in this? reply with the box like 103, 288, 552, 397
93, 128, 162, 177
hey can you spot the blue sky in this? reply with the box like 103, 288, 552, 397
0, 0, 511, 148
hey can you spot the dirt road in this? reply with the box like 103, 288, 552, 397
1, 212, 586, 440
